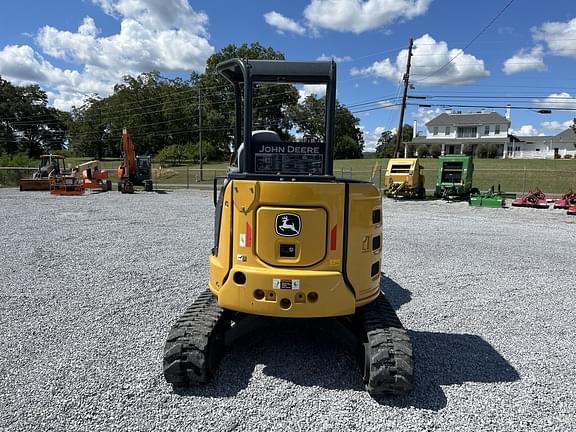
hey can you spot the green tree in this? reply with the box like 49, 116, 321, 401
68, 72, 197, 158
196, 43, 299, 156
289, 95, 363, 159
375, 124, 413, 158
335, 103, 363, 158
68, 96, 113, 159
430, 143, 442, 158
156, 142, 217, 166
375, 130, 394, 158
417, 144, 430, 157
475, 143, 498, 158
0, 76, 68, 158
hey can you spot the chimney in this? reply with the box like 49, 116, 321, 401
505, 104, 511, 121
413, 120, 417, 138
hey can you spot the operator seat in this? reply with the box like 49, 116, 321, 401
230, 130, 281, 173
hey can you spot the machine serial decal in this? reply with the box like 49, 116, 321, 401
273, 278, 300, 290
275, 213, 301, 237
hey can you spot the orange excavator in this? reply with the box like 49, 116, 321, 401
117, 128, 153, 193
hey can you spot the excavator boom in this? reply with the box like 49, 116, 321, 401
117, 128, 153, 193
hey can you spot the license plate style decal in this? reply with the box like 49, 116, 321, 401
272, 278, 300, 290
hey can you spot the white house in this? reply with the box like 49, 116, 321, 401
508, 128, 576, 159
411, 110, 576, 159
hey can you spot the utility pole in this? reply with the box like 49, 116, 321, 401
198, 86, 203, 181
394, 38, 414, 158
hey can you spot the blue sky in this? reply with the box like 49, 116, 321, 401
1, 0, 576, 151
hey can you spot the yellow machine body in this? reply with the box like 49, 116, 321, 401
209, 179, 382, 318
384, 158, 425, 198
164, 59, 413, 397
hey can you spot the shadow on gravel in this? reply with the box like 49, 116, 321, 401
174, 276, 520, 411
376, 275, 520, 410
380, 273, 412, 310
377, 331, 521, 410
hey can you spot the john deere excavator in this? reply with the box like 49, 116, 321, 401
163, 59, 414, 396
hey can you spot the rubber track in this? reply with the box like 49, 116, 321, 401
361, 293, 414, 396
163, 290, 228, 387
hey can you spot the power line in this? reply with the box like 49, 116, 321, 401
415, 0, 516, 84
406, 102, 576, 112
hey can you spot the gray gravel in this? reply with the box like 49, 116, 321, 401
0, 188, 575, 432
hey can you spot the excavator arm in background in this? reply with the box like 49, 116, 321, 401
118, 128, 153, 193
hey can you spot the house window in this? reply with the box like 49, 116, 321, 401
514, 146, 520, 152
507, 146, 513, 152
457, 126, 477, 138
495, 125, 501, 134
484, 125, 490, 135
445, 126, 451, 135
433, 127, 438, 136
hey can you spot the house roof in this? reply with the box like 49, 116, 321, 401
426, 112, 510, 127
514, 135, 548, 142
555, 127, 576, 141
411, 136, 509, 145
510, 128, 576, 143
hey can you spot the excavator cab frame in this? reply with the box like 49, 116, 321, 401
218, 59, 336, 178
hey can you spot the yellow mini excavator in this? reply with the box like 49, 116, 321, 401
163, 59, 414, 396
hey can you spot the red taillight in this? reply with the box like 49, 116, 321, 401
246, 222, 252, 247
330, 225, 337, 250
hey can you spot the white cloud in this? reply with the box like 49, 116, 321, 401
304, 0, 431, 33
0, 0, 214, 111
540, 119, 574, 133
351, 58, 397, 80
378, 100, 398, 110
264, 11, 306, 35
363, 126, 389, 152
502, 45, 546, 75
316, 54, 352, 62
350, 34, 489, 85
92, 0, 208, 34
533, 17, 576, 58
0, 45, 105, 110
298, 84, 326, 102
533, 92, 576, 110
510, 125, 541, 136
411, 106, 442, 128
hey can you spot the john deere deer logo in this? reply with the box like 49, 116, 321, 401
275, 213, 301, 237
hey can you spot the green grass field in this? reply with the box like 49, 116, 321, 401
3, 157, 576, 193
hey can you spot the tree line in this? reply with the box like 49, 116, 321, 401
0, 43, 364, 165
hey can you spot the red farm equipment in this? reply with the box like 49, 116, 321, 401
553, 191, 576, 209
511, 189, 550, 209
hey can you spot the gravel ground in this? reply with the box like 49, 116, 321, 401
1, 188, 575, 432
